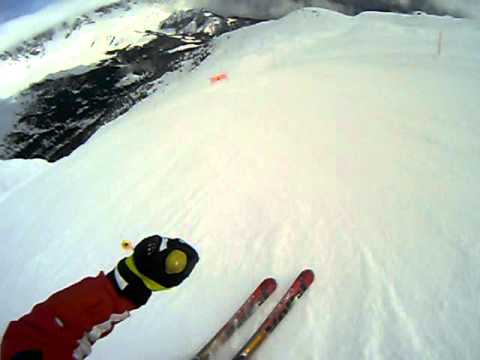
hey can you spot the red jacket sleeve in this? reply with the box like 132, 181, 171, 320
1, 272, 138, 360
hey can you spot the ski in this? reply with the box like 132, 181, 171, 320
232, 269, 315, 359
193, 277, 278, 360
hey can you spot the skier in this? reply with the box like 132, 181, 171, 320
1, 235, 199, 360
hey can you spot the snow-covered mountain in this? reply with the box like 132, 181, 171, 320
0, 3, 261, 161
0, 1, 136, 62
0, 1, 260, 64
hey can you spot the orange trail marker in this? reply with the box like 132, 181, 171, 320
210, 72, 228, 84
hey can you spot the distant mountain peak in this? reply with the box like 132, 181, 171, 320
160, 9, 253, 37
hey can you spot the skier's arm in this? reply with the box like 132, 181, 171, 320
1, 272, 137, 360
1, 235, 199, 360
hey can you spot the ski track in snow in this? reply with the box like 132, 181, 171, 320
360, 242, 424, 358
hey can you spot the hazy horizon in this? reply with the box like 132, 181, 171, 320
1, 0, 479, 25
1, 0, 479, 53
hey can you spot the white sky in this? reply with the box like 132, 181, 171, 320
1, 7, 479, 359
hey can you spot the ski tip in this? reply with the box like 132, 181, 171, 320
300, 269, 315, 283
261, 277, 278, 293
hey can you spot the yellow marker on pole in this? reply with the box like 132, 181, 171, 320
121, 240, 134, 252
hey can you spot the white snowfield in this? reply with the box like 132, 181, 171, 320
1, 7, 480, 360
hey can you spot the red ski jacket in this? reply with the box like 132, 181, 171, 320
1, 272, 138, 360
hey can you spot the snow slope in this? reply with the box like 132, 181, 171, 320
1, 8, 480, 359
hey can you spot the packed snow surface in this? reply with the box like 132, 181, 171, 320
1, 8, 480, 359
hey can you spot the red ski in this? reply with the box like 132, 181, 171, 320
193, 278, 277, 360
232, 269, 315, 359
